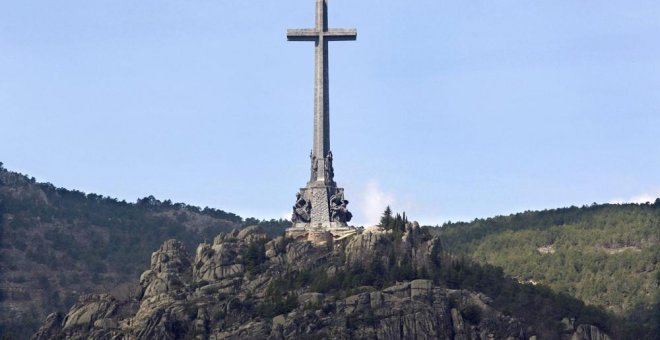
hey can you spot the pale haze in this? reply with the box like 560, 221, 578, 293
1, 0, 659, 226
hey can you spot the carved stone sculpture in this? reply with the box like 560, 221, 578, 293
329, 188, 352, 223
310, 151, 317, 181
292, 192, 311, 223
325, 151, 334, 183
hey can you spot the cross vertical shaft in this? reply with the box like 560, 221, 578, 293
315, 0, 330, 164
288, 0, 356, 182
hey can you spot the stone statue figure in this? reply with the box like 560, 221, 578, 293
310, 152, 318, 181
292, 192, 311, 223
329, 188, 352, 223
325, 151, 334, 182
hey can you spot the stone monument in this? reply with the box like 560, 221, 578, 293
286, 0, 356, 238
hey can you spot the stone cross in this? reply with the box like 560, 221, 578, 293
287, 0, 356, 183
287, 0, 355, 230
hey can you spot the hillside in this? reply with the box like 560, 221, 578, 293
33, 225, 630, 339
2, 162, 657, 338
0, 164, 290, 339
434, 203, 660, 333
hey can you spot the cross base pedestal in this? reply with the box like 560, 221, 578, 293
290, 181, 352, 226
285, 224, 357, 245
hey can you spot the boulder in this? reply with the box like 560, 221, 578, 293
139, 240, 192, 299
237, 225, 268, 244
265, 236, 286, 258
150, 239, 191, 274
62, 294, 118, 330
345, 232, 391, 266
193, 242, 244, 282
31, 312, 63, 340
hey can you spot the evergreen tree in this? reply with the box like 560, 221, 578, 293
394, 213, 404, 232
380, 206, 393, 229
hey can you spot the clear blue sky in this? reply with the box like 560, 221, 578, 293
1, 0, 659, 226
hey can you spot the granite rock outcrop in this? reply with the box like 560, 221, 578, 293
32, 224, 611, 340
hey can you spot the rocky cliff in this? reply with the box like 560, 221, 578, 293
32, 224, 612, 340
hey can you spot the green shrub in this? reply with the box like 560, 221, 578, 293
461, 304, 482, 324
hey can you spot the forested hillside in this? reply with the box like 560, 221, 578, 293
434, 203, 660, 332
2, 160, 658, 338
0, 163, 290, 338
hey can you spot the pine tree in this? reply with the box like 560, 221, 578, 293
394, 213, 404, 232
380, 206, 393, 229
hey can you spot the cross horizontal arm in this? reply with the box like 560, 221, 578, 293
287, 28, 357, 41
325, 29, 357, 41
287, 29, 318, 41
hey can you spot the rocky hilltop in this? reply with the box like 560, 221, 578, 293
33, 224, 613, 340
0, 165, 289, 338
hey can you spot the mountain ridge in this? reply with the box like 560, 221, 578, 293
0, 163, 656, 338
